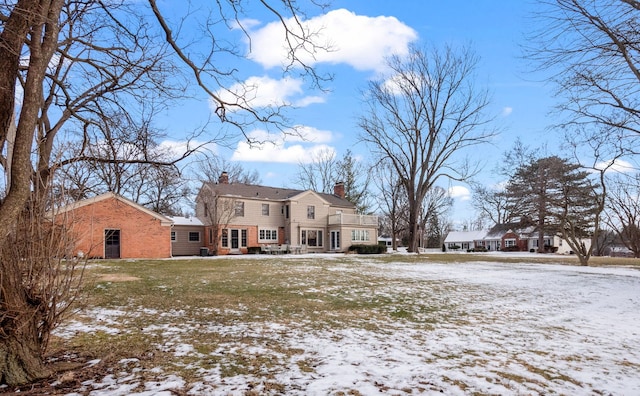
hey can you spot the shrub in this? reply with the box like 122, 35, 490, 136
247, 246, 262, 255
467, 247, 487, 252
501, 245, 521, 252
348, 244, 386, 254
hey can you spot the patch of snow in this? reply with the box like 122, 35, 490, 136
58, 260, 640, 394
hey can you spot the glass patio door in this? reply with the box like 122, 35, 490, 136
330, 230, 340, 251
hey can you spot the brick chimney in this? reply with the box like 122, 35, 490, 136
334, 181, 345, 199
218, 171, 229, 184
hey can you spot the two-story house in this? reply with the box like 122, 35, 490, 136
195, 172, 378, 255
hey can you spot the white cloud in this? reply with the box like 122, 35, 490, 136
248, 9, 418, 72
214, 76, 326, 111
230, 126, 335, 163
501, 107, 513, 117
157, 140, 217, 159
594, 158, 636, 173
232, 141, 335, 164
449, 185, 471, 201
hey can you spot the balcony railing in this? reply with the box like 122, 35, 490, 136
328, 213, 378, 226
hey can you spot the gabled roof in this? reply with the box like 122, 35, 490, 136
200, 181, 355, 208
485, 221, 541, 239
444, 230, 488, 243
53, 192, 173, 226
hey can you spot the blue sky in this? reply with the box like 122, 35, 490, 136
159, 1, 564, 223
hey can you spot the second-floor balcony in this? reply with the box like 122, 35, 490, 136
328, 213, 378, 226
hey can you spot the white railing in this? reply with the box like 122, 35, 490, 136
328, 213, 378, 226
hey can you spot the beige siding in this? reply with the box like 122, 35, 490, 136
221, 198, 286, 227
172, 225, 206, 256
287, 192, 329, 251
198, 186, 378, 254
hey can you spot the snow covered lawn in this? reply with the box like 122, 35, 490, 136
48, 255, 639, 395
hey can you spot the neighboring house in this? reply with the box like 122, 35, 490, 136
168, 216, 206, 256
195, 172, 378, 254
53, 192, 173, 259
444, 221, 592, 254
378, 236, 401, 248
444, 230, 488, 251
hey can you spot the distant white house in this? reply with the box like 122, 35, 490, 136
444, 222, 592, 254
444, 230, 488, 251
378, 236, 401, 248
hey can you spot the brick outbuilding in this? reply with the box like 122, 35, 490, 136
54, 192, 173, 259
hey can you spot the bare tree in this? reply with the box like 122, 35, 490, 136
336, 150, 372, 213
605, 173, 640, 258
470, 183, 514, 226
295, 149, 372, 212
195, 155, 261, 186
359, 44, 495, 252
197, 186, 238, 256
528, 0, 640, 139
0, 194, 85, 385
374, 160, 408, 251
294, 147, 338, 193
421, 186, 453, 248
0, 0, 327, 385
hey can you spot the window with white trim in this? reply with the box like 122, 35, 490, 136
171, 231, 176, 242
188, 231, 201, 242
262, 203, 269, 216
259, 229, 278, 242
351, 229, 370, 242
221, 229, 228, 247
301, 229, 323, 247
504, 238, 516, 247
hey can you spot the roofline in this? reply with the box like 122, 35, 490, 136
53, 192, 173, 226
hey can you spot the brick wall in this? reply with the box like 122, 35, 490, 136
60, 196, 171, 259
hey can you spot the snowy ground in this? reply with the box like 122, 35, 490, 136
53, 257, 639, 395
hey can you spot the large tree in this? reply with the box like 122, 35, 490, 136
505, 156, 600, 264
359, 44, 495, 252
0, 0, 325, 386
529, 0, 640, 137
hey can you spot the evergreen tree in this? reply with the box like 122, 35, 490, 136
505, 156, 600, 264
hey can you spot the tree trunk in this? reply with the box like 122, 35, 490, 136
0, 325, 51, 386
408, 209, 419, 253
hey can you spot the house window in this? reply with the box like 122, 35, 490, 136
171, 231, 176, 242
285, 205, 289, 219
307, 205, 315, 219
235, 201, 244, 217
351, 229, 370, 242
505, 238, 516, 247
301, 229, 323, 247
262, 203, 269, 216
204, 203, 209, 217
221, 229, 228, 247
189, 231, 201, 242
259, 229, 278, 241
241, 229, 247, 247
209, 229, 213, 244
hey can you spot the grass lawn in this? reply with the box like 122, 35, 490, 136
9, 252, 638, 395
